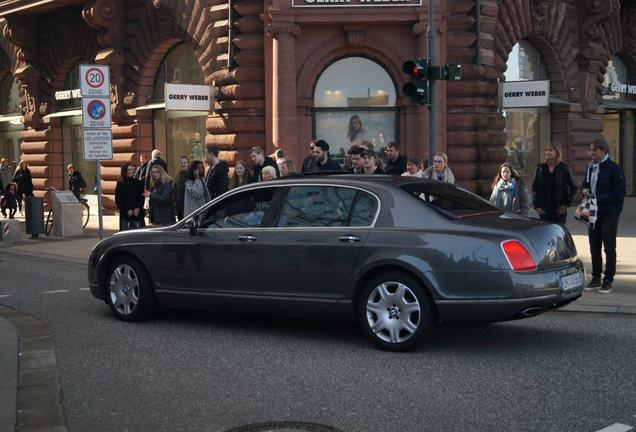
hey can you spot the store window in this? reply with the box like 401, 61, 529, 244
59, 62, 82, 110
151, 44, 207, 175
602, 56, 634, 195
503, 40, 551, 184
0, 75, 22, 166
313, 57, 397, 164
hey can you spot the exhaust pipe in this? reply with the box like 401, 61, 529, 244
521, 307, 544, 317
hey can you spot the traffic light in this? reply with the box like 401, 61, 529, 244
445, 63, 462, 81
402, 58, 430, 105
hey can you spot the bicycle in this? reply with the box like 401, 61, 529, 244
44, 186, 90, 235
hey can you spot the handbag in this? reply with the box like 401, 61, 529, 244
574, 195, 598, 229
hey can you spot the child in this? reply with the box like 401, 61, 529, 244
1, 182, 18, 219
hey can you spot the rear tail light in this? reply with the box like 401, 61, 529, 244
501, 240, 537, 272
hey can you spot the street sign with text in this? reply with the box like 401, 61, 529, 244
79, 64, 110, 98
83, 129, 113, 161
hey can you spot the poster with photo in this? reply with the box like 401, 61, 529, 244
314, 110, 397, 164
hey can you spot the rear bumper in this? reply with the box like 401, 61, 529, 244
435, 293, 580, 323
435, 260, 584, 323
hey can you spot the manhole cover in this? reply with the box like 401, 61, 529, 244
224, 421, 344, 432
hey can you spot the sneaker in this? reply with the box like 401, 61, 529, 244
598, 280, 613, 294
585, 278, 601, 290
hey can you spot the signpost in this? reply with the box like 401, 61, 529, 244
80, 64, 112, 240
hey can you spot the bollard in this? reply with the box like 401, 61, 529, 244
25, 196, 44, 239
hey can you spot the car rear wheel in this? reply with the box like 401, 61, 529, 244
106, 256, 157, 322
358, 272, 434, 351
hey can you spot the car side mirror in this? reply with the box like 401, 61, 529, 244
184, 217, 199, 236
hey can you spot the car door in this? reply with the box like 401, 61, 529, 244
259, 185, 379, 303
158, 186, 281, 295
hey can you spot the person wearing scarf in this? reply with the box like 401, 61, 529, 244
489, 163, 529, 216
581, 138, 626, 293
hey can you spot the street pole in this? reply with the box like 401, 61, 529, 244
96, 160, 104, 240
427, 0, 436, 160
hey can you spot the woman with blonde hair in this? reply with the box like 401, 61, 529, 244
422, 152, 455, 184
531, 142, 577, 224
261, 165, 277, 181
143, 164, 175, 226
489, 162, 529, 216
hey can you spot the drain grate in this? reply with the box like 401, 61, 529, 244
224, 421, 345, 432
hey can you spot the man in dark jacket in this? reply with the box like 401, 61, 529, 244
250, 146, 280, 181
384, 142, 407, 175
312, 140, 342, 171
134, 153, 149, 184
582, 138, 626, 294
67, 164, 87, 200
301, 141, 317, 173
145, 149, 168, 189
204, 144, 229, 199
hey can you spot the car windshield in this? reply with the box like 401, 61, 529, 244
399, 182, 501, 219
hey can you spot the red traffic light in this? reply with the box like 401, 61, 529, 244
402, 60, 427, 80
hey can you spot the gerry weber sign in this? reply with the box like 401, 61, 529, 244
499, 80, 550, 108
292, 0, 421, 6
165, 83, 213, 111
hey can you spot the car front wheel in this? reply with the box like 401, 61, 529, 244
358, 272, 435, 351
105, 256, 157, 322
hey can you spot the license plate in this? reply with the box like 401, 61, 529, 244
560, 272, 583, 292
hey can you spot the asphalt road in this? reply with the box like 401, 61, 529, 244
1, 253, 635, 432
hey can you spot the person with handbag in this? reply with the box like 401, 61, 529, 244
531, 142, 577, 224
489, 162, 529, 216
144, 165, 175, 227
115, 163, 145, 231
184, 160, 211, 217
581, 138, 626, 293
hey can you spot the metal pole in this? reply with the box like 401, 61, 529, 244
96, 160, 104, 240
428, 0, 436, 159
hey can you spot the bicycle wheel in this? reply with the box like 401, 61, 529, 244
82, 202, 90, 228
45, 210, 54, 235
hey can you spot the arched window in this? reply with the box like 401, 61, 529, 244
151, 43, 205, 102
313, 57, 397, 164
151, 43, 207, 176
503, 40, 551, 183
60, 62, 82, 110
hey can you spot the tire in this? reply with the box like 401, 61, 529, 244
45, 210, 53, 235
357, 272, 435, 352
105, 256, 157, 322
82, 202, 90, 228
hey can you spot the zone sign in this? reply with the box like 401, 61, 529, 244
80, 64, 110, 97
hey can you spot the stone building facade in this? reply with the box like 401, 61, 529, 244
0, 0, 633, 209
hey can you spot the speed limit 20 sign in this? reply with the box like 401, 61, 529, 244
79, 64, 110, 97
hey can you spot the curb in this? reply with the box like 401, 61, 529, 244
0, 305, 67, 432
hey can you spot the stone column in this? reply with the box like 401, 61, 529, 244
267, 22, 301, 161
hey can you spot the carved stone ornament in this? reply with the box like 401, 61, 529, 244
266, 23, 301, 38
82, 0, 122, 46
412, 22, 424, 36
532, 0, 554, 34
580, 0, 620, 43
343, 25, 366, 48
623, 2, 636, 53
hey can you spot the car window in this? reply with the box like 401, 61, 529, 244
278, 186, 357, 228
400, 182, 500, 219
350, 191, 378, 226
198, 187, 279, 228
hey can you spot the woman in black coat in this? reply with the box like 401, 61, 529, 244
12, 160, 34, 214
531, 142, 577, 224
115, 163, 145, 230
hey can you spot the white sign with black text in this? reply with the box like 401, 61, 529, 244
83, 129, 113, 161
499, 80, 550, 108
165, 83, 213, 111
79, 64, 110, 98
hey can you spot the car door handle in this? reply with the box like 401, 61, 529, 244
338, 235, 361, 243
238, 234, 258, 243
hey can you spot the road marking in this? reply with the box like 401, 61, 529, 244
79, 288, 90, 291
43, 290, 70, 294
595, 424, 634, 432
0, 294, 11, 298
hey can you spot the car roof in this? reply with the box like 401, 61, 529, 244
255, 174, 448, 189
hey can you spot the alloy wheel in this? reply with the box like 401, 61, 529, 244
109, 264, 140, 316
366, 281, 421, 344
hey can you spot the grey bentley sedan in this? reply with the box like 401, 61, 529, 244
88, 175, 584, 351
